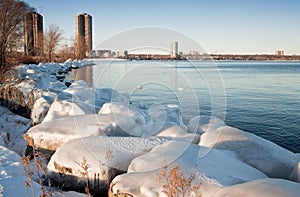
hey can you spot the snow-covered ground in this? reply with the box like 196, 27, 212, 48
1, 60, 300, 196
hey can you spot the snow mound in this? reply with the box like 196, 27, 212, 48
128, 141, 267, 185
99, 102, 136, 115
98, 102, 145, 136
153, 123, 200, 144
187, 115, 225, 134
209, 178, 300, 197
42, 83, 132, 123
47, 136, 167, 192
111, 141, 267, 197
42, 92, 96, 122
31, 91, 56, 125
200, 126, 299, 180
0, 146, 41, 196
24, 113, 145, 151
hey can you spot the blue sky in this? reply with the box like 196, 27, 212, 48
24, 0, 300, 55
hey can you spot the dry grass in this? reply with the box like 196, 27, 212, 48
76, 156, 92, 196
22, 147, 54, 197
158, 163, 202, 197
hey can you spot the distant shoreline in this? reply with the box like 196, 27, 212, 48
94, 54, 300, 61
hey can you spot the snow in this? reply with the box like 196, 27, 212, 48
47, 136, 168, 192
128, 141, 267, 185
24, 113, 145, 151
206, 178, 300, 197
41, 92, 96, 122
53, 191, 88, 197
199, 126, 299, 180
31, 92, 55, 125
42, 81, 132, 123
110, 141, 267, 197
187, 115, 225, 134
0, 106, 31, 155
153, 123, 200, 144
0, 146, 41, 197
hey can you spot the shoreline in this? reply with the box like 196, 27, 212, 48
90, 54, 300, 61
0, 60, 300, 196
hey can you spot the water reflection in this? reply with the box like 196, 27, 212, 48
71, 66, 93, 87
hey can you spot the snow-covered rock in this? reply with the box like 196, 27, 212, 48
290, 162, 300, 182
0, 106, 31, 155
146, 104, 184, 127
153, 123, 200, 144
42, 82, 132, 123
53, 191, 89, 197
187, 115, 225, 134
199, 126, 299, 180
99, 102, 146, 136
99, 102, 135, 115
205, 178, 300, 197
31, 92, 56, 125
128, 141, 267, 185
110, 141, 267, 197
24, 113, 145, 151
47, 136, 167, 193
0, 146, 41, 196
42, 92, 96, 122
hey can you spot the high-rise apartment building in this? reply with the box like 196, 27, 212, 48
24, 12, 43, 56
75, 13, 92, 58
171, 41, 179, 59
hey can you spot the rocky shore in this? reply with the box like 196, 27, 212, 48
0, 60, 300, 197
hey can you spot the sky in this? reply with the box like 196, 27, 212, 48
24, 0, 300, 55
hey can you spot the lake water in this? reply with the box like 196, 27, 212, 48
67, 59, 300, 153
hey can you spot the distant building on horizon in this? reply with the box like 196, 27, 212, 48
275, 50, 284, 56
75, 13, 93, 58
171, 41, 179, 59
23, 12, 43, 56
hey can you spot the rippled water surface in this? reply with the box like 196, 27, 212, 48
68, 60, 300, 153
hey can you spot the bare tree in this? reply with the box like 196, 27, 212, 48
57, 37, 76, 61
43, 24, 62, 62
0, 0, 32, 82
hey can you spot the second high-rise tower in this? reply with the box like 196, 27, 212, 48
75, 13, 92, 58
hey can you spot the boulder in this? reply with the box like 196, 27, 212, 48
187, 115, 225, 134
47, 136, 168, 193
199, 126, 299, 179
206, 178, 300, 197
24, 113, 145, 151
110, 141, 267, 197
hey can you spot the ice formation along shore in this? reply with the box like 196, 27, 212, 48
0, 60, 300, 196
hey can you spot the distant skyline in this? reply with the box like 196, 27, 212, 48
24, 0, 300, 55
